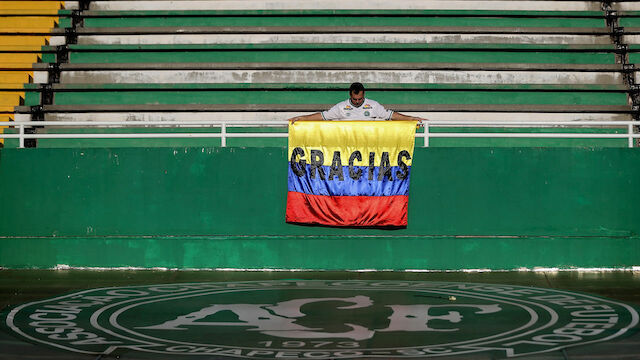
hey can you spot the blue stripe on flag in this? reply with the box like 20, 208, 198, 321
288, 164, 411, 196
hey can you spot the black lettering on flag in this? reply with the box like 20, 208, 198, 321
309, 150, 326, 180
378, 152, 392, 181
368, 152, 375, 181
290, 147, 306, 177
348, 150, 362, 180
329, 151, 344, 181
396, 150, 411, 180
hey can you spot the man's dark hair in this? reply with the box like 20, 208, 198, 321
349, 82, 365, 95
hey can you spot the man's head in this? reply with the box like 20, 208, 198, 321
349, 82, 365, 107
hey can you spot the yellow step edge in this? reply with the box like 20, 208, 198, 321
0, 63, 41, 69
0, 90, 25, 96
0, 2, 64, 10
0, 45, 48, 51
0, 28, 60, 34
0, 83, 27, 89
0, 93, 24, 106
0, 115, 12, 144
0, 9, 62, 15
0, 54, 41, 63
0, 36, 50, 46
0, 72, 32, 83
0, 106, 18, 112
0, 18, 57, 29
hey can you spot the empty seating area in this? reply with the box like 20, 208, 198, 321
3, 0, 639, 147
0, 1, 73, 146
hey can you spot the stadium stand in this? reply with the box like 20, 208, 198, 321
615, 2, 640, 115
4, 0, 639, 147
0, 1, 73, 146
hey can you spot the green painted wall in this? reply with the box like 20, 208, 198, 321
82, 11, 605, 28
68, 49, 616, 64
1, 147, 638, 269
51, 89, 628, 106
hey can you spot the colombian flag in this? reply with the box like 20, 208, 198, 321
286, 121, 417, 227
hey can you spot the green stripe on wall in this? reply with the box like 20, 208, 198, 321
0, 146, 638, 269
68, 50, 616, 65
51, 89, 629, 106
1, 147, 638, 238
0, 235, 637, 270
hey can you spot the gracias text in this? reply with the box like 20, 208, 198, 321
290, 148, 411, 181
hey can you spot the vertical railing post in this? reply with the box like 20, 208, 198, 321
221, 122, 226, 147
424, 122, 430, 147
19, 124, 25, 149
629, 123, 634, 148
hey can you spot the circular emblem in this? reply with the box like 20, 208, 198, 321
364, 111, 370, 116
3, 281, 638, 358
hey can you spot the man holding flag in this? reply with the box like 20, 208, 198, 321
288, 82, 427, 124
286, 83, 424, 227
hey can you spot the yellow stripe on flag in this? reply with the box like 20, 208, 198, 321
288, 121, 417, 167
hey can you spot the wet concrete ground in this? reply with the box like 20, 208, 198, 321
1, 269, 639, 360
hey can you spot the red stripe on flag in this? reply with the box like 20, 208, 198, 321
286, 192, 408, 227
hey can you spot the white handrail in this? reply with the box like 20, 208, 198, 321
1, 120, 638, 148
3, 120, 640, 126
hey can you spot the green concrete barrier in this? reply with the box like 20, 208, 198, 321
0, 147, 638, 269
68, 45, 617, 64
81, 10, 606, 28
49, 88, 628, 106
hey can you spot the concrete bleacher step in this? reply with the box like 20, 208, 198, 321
0, 93, 23, 106
613, 2, 640, 11
87, 1, 604, 12
81, 9, 607, 28
75, 27, 613, 46
0, 18, 59, 29
0, 54, 40, 64
55, 62, 625, 85
65, 43, 620, 65
45, 83, 629, 106
0, 1, 67, 10
1, 72, 32, 84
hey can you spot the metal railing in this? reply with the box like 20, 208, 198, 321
1, 120, 639, 148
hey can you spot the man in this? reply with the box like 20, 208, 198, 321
288, 82, 427, 124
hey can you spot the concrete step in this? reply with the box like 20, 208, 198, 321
88, 1, 603, 12
0, 1, 66, 10
0, 36, 65, 47
65, 46, 619, 65
80, 10, 607, 28
78, 32, 613, 45
46, 87, 628, 107
613, 2, 640, 11
57, 68, 625, 85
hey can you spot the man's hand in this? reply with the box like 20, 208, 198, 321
390, 112, 427, 127
288, 113, 324, 124
288, 116, 301, 124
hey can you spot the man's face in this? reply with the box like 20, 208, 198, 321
350, 91, 365, 107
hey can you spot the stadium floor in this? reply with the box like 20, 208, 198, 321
1, 269, 639, 360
